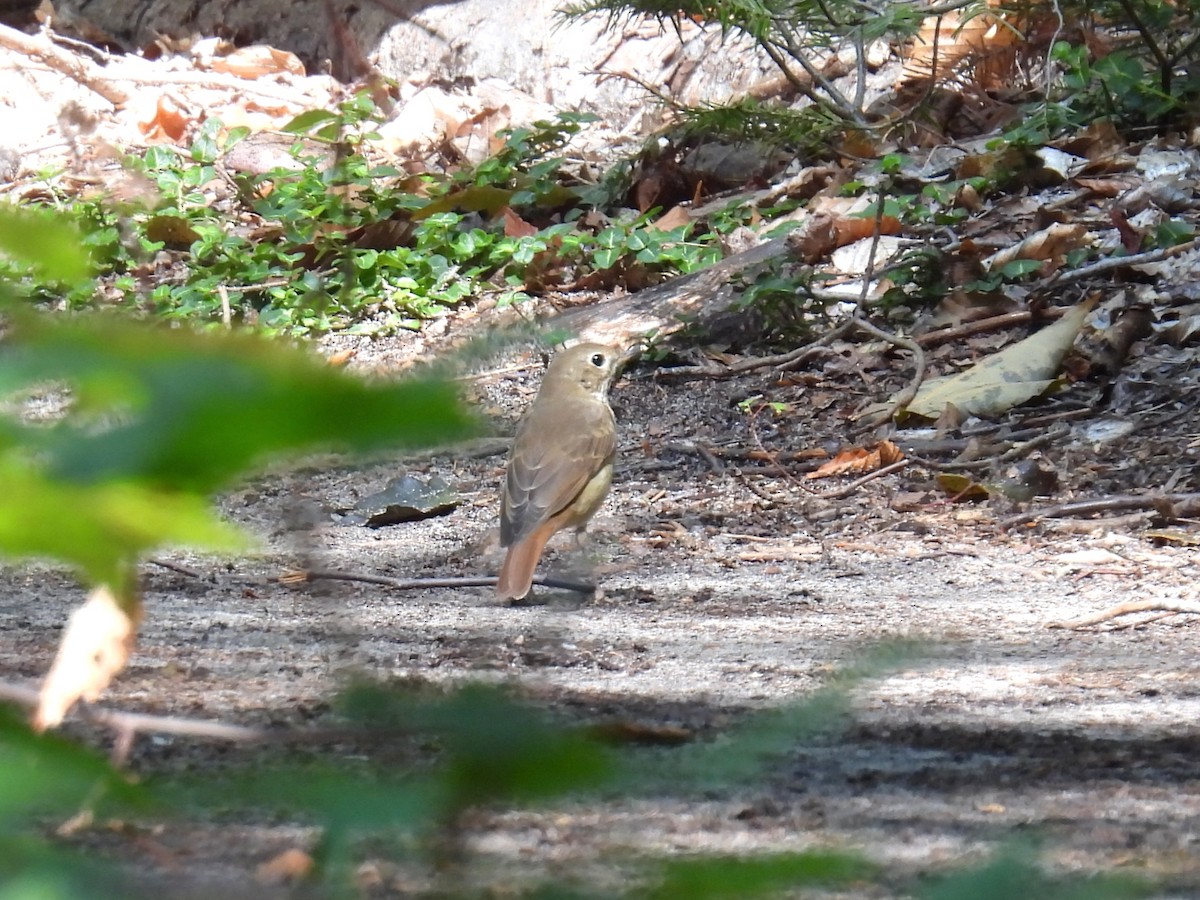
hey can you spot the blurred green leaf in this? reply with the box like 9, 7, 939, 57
0, 316, 475, 491
648, 851, 875, 899
0, 457, 245, 588
340, 683, 614, 808
0, 208, 92, 285
919, 847, 1150, 900
0, 708, 142, 823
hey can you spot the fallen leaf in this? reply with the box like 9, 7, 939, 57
137, 95, 190, 142
904, 296, 1098, 419
256, 848, 314, 884
502, 207, 538, 238
209, 45, 305, 78
651, 205, 693, 232
936, 472, 990, 500
807, 441, 904, 479
35, 584, 140, 731
983, 222, 1089, 275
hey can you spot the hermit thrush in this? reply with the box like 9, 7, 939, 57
496, 343, 623, 601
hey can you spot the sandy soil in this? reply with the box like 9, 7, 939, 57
2, 328, 1198, 898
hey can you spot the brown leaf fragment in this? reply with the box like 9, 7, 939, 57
208, 46, 306, 78
35, 585, 140, 731
137, 95, 190, 143
502, 207, 539, 238
807, 440, 904, 479
651, 205, 693, 232
256, 848, 315, 884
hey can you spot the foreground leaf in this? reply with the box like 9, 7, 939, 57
0, 457, 245, 589
649, 851, 875, 899
0, 315, 475, 491
34, 585, 139, 731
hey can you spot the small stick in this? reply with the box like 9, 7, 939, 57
1001, 492, 1200, 528
817, 459, 910, 499
291, 569, 597, 595
1048, 599, 1200, 630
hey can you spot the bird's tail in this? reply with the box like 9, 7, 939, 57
496, 526, 553, 601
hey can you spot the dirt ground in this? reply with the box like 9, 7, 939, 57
2, 320, 1199, 898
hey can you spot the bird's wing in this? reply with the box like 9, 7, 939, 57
501, 398, 616, 546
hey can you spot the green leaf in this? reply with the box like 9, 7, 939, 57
0, 316, 475, 492
0, 708, 143, 824
0, 456, 245, 587
0, 208, 92, 284
282, 109, 340, 135
649, 851, 875, 899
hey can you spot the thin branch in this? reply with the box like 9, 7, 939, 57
0, 681, 269, 743
1047, 599, 1200, 630
291, 568, 598, 596
653, 319, 855, 378
1001, 492, 1200, 529
850, 316, 928, 416
817, 459, 910, 499
1043, 239, 1199, 288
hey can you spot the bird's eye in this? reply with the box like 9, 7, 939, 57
590, 353, 606, 367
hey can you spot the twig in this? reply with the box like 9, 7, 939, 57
1047, 599, 1200, 630
0, 22, 127, 104
1043, 239, 1199, 288
147, 557, 203, 578
291, 569, 597, 596
816, 459, 910, 499
729, 467, 782, 505
850, 317, 928, 417
916, 308, 1069, 349
1001, 492, 1200, 528
654, 319, 854, 378
0, 681, 269, 744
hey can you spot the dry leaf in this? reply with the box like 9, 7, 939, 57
936, 472, 990, 500
209, 45, 305, 78
502, 207, 538, 238
904, 296, 1098, 419
651, 205, 693, 232
35, 584, 140, 731
983, 222, 1089, 274
137, 95, 190, 142
807, 441, 904, 479
256, 848, 315, 884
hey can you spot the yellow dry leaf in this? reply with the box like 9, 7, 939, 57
34, 584, 140, 731
905, 296, 1098, 419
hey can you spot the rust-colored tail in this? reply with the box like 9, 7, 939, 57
496, 524, 554, 601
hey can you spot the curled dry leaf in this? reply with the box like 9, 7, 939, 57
137, 94, 190, 142
983, 222, 1089, 275
35, 584, 140, 731
807, 440, 904, 479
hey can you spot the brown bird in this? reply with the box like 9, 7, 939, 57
497, 343, 623, 601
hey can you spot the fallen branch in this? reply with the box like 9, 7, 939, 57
1047, 599, 1200, 630
817, 459, 910, 499
1044, 238, 1199, 287
0, 22, 127, 104
1000, 492, 1200, 528
288, 568, 598, 596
